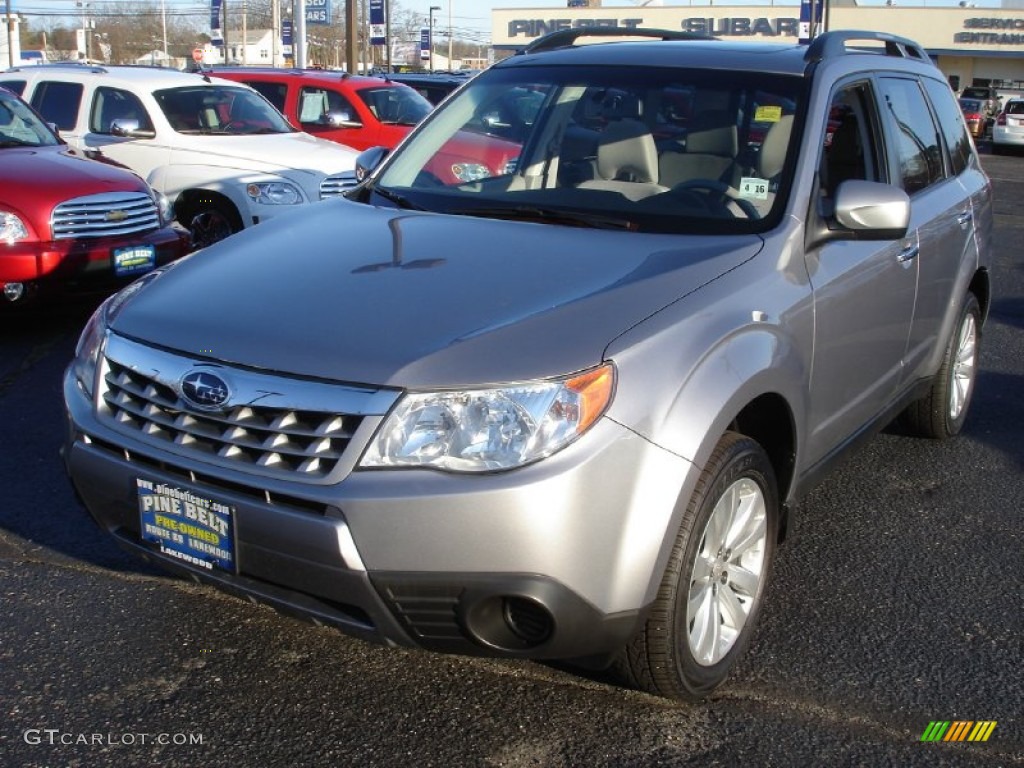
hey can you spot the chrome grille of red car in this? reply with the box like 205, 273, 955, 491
52, 191, 160, 240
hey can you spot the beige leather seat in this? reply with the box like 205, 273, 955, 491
659, 123, 739, 189
578, 119, 669, 201
745, 114, 793, 217
758, 114, 793, 180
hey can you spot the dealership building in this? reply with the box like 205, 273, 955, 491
492, 2, 1024, 92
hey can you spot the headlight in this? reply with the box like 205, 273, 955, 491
71, 303, 108, 398
70, 269, 163, 399
451, 162, 491, 183
361, 364, 615, 473
246, 182, 303, 205
153, 191, 173, 226
1, 210, 29, 244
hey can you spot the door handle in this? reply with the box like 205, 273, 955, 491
957, 211, 973, 228
897, 245, 920, 264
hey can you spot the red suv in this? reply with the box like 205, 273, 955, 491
211, 68, 433, 152
0, 87, 189, 307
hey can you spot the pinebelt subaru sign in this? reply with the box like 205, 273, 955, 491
306, 0, 331, 26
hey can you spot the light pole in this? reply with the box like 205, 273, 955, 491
5, 0, 13, 69
428, 5, 440, 73
76, 1, 91, 60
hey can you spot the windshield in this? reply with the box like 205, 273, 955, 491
357, 86, 432, 126
153, 85, 295, 135
0, 89, 61, 147
372, 65, 803, 234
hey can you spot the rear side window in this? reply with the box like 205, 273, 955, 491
878, 76, 944, 195
245, 80, 287, 113
0, 80, 26, 96
922, 77, 972, 177
30, 81, 83, 131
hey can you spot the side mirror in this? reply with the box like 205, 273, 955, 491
323, 110, 362, 129
110, 118, 155, 139
355, 146, 389, 182
833, 180, 910, 239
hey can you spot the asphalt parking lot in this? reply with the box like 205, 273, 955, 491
1, 153, 1021, 768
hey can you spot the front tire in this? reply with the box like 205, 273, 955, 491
902, 293, 981, 439
614, 432, 778, 701
187, 203, 240, 249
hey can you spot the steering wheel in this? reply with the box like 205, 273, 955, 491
671, 179, 760, 219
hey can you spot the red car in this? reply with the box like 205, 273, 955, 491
211, 68, 433, 152
0, 87, 189, 307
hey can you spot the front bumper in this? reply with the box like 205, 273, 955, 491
63, 366, 694, 662
0, 225, 190, 303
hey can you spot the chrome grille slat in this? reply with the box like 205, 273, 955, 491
52, 191, 160, 240
320, 171, 357, 199
95, 335, 397, 482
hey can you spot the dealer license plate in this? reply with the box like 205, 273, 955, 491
137, 478, 236, 573
113, 244, 156, 277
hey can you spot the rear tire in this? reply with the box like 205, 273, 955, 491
902, 294, 981, 439
614, 432, 778, 701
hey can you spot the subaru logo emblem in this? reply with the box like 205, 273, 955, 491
180, 370, 230, 410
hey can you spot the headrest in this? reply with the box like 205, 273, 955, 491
758, 115, 794, 179
596, 119, 658, 183
686, 124, 738, 157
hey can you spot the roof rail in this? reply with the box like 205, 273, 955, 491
522, 27, 714, 55
804, 30, 930, 64
6, 61, 108, 74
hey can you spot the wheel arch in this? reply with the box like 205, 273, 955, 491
969, 266, 991, 325
730, 393, 797, 539
173, 188, 246, 233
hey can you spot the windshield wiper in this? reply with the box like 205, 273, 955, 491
0, 137, 38, 147
372, 185, 425, 210
449, 205, 635, 230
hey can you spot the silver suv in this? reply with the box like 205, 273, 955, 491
63, 30, 992, 701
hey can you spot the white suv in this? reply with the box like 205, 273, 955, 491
0, 64, 358, 247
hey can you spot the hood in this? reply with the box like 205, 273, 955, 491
1, 146, 147, 225
112, 200, 762, 388
169, 131, 357, 176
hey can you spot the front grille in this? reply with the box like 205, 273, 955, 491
52, 191, 160, 240
96, 335, 395, 483
320, 171, 358, 199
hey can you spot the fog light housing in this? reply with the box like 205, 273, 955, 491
3, 282, 25, 302
465, 595, 554, 651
